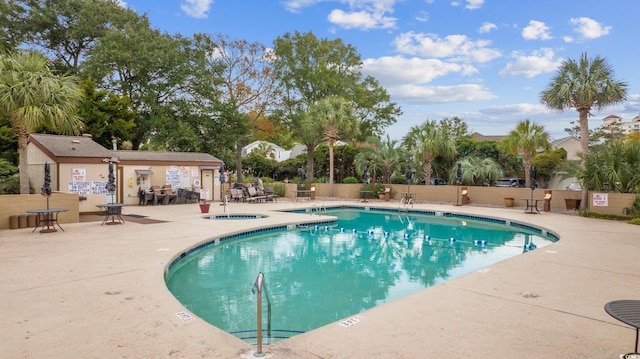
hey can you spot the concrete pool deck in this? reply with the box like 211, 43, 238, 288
1, 199, 639, 358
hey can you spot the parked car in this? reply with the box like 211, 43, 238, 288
420, 178, 447, 185
565, 182, 583, 191
494, 178, 526, 188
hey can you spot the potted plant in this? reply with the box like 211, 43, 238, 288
565, 197, 581, 210
504, 197, 515, 207
199, 199, 210, 213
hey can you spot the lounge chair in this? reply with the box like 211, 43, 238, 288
229, 188, 245, 202
177, 187, 199, 204
264, 186, 278, 202
246, 186, 267, 202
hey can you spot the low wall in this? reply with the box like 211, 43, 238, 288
2, 185, 636, 230
292, 183, 636, 216
0, 193, 79, 230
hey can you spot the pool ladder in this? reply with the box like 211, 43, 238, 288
311, 204, 326, 215
252, 272, 271, 357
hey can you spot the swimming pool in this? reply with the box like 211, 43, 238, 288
165, 207, 557, 344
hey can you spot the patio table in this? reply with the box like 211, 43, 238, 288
605, 300, 640, 354
26, 208, 68, 233
96, 203, 128, 225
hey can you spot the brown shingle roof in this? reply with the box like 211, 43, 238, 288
115, 150, 220, 163
30, 134, 113, 159
29, 133, 222, 165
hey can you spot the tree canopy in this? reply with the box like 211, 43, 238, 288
540, 52, 628, 208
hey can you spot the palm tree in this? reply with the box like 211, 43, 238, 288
309, 97, 360, 196
502, 120, 550, 188
540, 52, 628, 209
0, 51, 84, 194
402, 121, 456, 186
355, 135, 401, 184
455, 157, 501, 186
581, 141, 640, 193
254, 141, 275, 159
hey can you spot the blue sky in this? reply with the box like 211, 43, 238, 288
118, 0, 640, 141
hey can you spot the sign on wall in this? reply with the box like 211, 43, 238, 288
91, 181, 109, 195
68, 181, 90, 195
166, 167, 180, 189
592, 193, 608, 207
71, 168, 86, 181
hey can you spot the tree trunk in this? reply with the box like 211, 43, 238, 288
18, 133, 30, 194
329, 141, 334, 197
235, 141, 243, 184
306, 153, 314, 185
522, 154, 532, 189
578, 109, 590, 210
422, 157, 433, 185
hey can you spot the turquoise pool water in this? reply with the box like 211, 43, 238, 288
165, 207, 557, 344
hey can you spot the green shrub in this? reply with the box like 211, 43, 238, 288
580, 211, 631, 221
390, 175, 406, 184
359, 183, 385, 198
273, 183, 286, 197
628, 218, 640, 225
343, 176, 359, 184
623, 197, 640, 218
0, 174, 19, 194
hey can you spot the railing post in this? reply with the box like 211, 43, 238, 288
253, 272, 265, 357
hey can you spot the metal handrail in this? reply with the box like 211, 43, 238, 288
252, 272, 271, 357
311, 204, 327, 215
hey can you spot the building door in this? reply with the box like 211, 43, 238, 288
201, 169, 214, 201
117, 166, 124, 203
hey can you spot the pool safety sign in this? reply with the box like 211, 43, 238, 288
175, 311, 194, 322
339, 315, 363, 327
592, 193, 608, 207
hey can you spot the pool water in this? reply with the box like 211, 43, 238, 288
165, 208, 556, 344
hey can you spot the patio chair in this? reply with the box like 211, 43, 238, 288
162, 185, 178, 204
264, 186, 278, 202
229, 188, 245, 202
151, 185, 167, 205
246, 186, 267, 202
138, 187, 155, 206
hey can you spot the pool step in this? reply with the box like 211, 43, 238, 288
229, 329, 305, 345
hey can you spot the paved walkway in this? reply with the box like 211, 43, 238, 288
1, 199, 639, 358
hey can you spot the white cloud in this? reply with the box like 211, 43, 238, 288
282, 0, 324, 13
499, 48, 562, 78
465, 0, 485, 10
285, 0, 399, 30
479, 22, 497, 33
480, 103, 548, 116
391, 84, 496, 104
393, 32, 501, 63
570, 17, 611, 39
563, 36, 574, 43
522, 20, 552, 40
363, 56, 474, 85
114, 0, 127, 7
328, 9, 396, 29
180, 0, 213, 19
415, 11, 429, 22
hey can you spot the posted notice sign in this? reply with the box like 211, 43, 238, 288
592, 193, 608, 207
